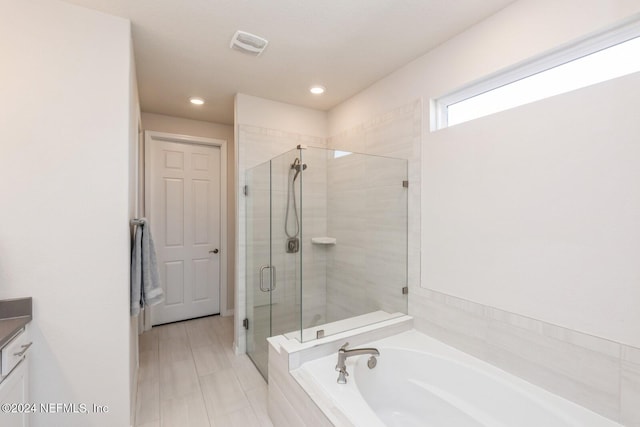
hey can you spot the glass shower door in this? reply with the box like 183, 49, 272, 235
245, 148, 305, 379
245, 161, 272, 379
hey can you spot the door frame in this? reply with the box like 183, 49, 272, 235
143, 130, 229, 330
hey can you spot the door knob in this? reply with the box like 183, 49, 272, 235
209, 249, 219, 254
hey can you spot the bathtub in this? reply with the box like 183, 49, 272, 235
293, 330, 621, 427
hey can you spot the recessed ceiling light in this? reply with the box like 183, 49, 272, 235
189, 97, 205, 105
310, 85, 326, 95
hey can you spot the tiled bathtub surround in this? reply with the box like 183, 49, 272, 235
621, 347, 640, 426
410, 287, 640, 426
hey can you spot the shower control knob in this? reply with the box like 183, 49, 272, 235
210, 249, 219, 254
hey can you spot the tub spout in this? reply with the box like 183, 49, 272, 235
335, 342, 379, 384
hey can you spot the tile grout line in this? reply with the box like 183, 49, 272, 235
187, 325, 214, 427
618, 345, 623, 422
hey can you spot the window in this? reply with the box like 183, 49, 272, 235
333, 150, 351, 159
434, 17, 640, 129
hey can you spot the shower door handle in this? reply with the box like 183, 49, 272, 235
270, 265, 276, 291
259, 265, 276, 292
259, 265, 270, 292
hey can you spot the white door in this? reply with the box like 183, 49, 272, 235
147, 138, 221, 325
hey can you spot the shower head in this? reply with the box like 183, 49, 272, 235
291, 158, 307, 181
293, 163, 307, 181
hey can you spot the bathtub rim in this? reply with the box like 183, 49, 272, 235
293, 329, 623, 427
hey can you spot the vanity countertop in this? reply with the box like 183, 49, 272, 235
0, 298, 32, 348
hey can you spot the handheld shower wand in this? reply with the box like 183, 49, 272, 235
285, 157, 307, 253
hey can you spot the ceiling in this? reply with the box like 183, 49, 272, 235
60, 0, 516, 125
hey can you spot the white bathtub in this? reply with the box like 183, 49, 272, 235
294, 330, 621, 427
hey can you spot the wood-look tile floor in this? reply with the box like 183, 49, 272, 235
135, 315, 273, 427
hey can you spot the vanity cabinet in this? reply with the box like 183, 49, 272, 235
0, 327, 31, 427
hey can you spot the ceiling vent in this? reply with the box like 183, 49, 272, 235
230, 31, 269, 56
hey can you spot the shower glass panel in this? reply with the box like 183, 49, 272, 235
245, 160, 271, 378
295, 147, 408, 342
269, 150, 303, 339
245, 146, 408, 379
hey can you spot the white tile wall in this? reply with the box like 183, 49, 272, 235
410, 286, 640, 425
325, 100, 421, 322
621, 346, 640, 426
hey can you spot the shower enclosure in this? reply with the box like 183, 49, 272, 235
245, 146, 408, 378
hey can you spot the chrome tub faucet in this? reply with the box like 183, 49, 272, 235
335, 342, 379, 384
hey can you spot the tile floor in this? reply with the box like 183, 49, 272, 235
135, 315, 274, 427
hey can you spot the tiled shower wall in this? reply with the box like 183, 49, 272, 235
238, 100, 422, 348
326, 100, 422, 320
324, 152, 408, 322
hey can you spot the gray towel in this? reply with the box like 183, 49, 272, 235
131, 218, 164, 316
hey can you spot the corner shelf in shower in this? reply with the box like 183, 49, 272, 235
311, 237, 336, 245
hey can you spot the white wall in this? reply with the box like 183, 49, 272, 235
140, 112, 236, 313
328, 0, 640, 348
141, 112, 234, 143
329, 0, 640, 134
0, 1, 133, 426
129, 40, 141, 427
